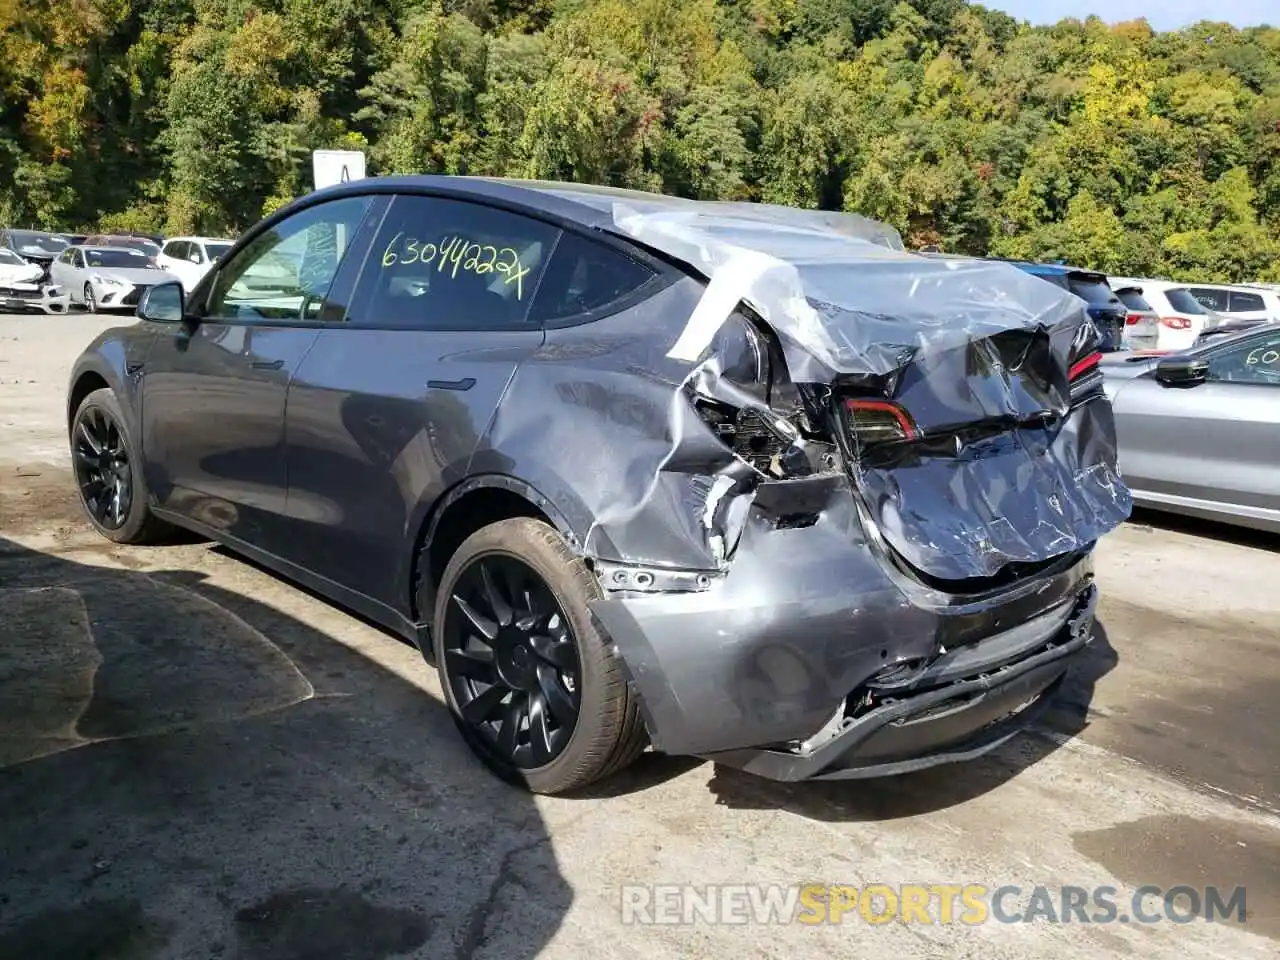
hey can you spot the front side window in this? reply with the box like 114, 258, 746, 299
163, 240, 187, 260
349, 195, 558, 330
1206, 332, 1280, 385
206, 196, 372, 322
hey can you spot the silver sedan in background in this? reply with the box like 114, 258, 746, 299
48, 245, 177, 313
1102, 323, 1280, 534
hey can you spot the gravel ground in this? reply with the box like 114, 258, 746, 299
1, 312, 1277, 959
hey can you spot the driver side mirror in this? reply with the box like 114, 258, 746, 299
188, 252, 203, 264
137, 280, 185, 323
1154, 356, 1209, 388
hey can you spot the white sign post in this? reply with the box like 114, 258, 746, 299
312, 150, 366, 190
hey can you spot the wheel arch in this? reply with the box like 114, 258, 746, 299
67, 369, 113, 429
409, 474, 584, 636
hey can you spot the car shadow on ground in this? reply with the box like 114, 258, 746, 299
704, 622, 1119, 823
1127, 507, 1280, 552
0, 534, 571, 960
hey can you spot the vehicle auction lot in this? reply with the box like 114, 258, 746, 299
1, 313, 1277, 958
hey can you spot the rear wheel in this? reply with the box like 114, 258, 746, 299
432, 517, 647, 794
82, 283, 97, 314
70, 388, 171, 544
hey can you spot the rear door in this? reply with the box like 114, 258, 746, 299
139, 195, 375, 553
281, 193, 562, 608
1110, 329, 1280, 519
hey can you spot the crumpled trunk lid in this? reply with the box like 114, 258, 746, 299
840, 325, 1130, 584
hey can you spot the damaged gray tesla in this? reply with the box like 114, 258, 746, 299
66, 176, 1131, 794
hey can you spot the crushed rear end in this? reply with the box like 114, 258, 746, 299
491, 194, 1132, 780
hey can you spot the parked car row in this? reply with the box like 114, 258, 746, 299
0, 226, 237, 314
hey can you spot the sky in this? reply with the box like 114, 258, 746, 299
986, 1, 1274, 31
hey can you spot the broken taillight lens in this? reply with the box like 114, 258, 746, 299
844, 399, 919, 446
1068, 351, 1102, 381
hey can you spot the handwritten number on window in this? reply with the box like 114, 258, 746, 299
380, 232, 532, 299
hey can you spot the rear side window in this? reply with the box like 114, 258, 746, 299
1067, 276, 1123, 308
1228, 291, 1266, 313
529, 231, 656, 325
165, 240, 188, 259
349, 195, 558, 330
1164, 289, 1208, 315
1114, 289, 1153, 312
1188, 287, 1228, 311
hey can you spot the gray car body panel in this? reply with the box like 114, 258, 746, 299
67, 175, 1131, 780
1105, 327, 1280, 534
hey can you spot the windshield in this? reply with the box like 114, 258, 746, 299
1165, 288, 1209, 315
0, 249, 27, 265
1115, 289, 1153, 312
112, 238, 161, 256
205, 242, 233, 260
85, 248, 155, 269
7, 231, 68, 254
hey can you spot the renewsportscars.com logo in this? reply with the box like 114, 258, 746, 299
619, 883, 1248, 927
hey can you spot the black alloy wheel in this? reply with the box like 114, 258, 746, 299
72, 404, 133, 530
440, 554, 583, 771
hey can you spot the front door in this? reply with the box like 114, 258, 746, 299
138, 195, 375, 553
281, 193, 562, 608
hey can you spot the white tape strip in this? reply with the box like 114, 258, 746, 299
666, 248, 780, 362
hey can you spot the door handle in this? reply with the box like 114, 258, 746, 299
427, 378, 475, 391
251, 359, 285, 370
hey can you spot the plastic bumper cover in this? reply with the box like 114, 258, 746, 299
704, 584, 1096, 781
589, 475, 1097, 771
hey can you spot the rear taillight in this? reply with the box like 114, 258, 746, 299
1068, 352, 1102, 381
1160, 316, 1192, 330
1125, 313, 1142, 326
845, 399, 919, 445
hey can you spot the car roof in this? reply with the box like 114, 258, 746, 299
284, 175, 908, 270
167, 235, 234, 244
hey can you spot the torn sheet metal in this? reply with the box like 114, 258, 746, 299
481, 186, 1129, 583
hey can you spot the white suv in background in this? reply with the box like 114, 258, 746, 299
1108, 278, 1225, 351
1180, 283, 1280, 325
156, 236, 235, 292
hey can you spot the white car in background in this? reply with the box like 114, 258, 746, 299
1108, 278, 1225, 351
156, 236, 234, 292
49, 245, 177, 313
0, 247, 71, 314
1179, 282, 1280, 325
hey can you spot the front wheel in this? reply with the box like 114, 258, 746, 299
83, 283, 97, 313
432, 518, 648, 794
70, 388, 171, 544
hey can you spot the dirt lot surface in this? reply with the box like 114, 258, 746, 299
1, 313, 1278, 958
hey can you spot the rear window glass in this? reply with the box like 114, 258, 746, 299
1114, 289, 1153, 312
530, 232, 656, 325
1228, 292, 1266, 313
1166, 289, 1208, 315
1067, 276, 1123, 307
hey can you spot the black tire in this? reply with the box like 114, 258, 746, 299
70, 388, 171, 544
431, 518, 648, 794
83, 283, 97, 313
